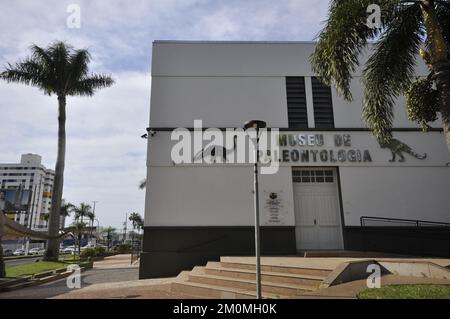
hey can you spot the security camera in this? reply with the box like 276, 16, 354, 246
144, 128, 157, 138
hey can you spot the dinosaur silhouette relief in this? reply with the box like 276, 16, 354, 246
379, 138, 427, 162
193, 135, 238, 163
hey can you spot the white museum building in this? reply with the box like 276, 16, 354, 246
140, 41, 450, 279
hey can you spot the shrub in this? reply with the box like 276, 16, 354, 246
94, 246, 106, 257
113, 244, 132, 254
80, 248, 96, 259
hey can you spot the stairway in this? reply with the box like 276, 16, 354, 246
171, 257, 333, 299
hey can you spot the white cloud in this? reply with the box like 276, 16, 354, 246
0, 72, 150, 228
0, 0, 330, 228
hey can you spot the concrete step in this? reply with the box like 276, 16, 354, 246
188, 270, 315, 297
171, 281, 288, 299
205, 262, 324, 288
219, 261, 332, 278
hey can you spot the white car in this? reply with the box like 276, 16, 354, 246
62, 246, 76, 254
13, 249, 25, 256
29, 248, 45, 255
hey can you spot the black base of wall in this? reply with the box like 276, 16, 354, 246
139, 226, 296, 279
344, 226, 450, 257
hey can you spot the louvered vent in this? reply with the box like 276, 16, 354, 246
312, 77, 335, 128
286, 77, 308, 128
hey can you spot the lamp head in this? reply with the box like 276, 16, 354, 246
243, 120, 267, 130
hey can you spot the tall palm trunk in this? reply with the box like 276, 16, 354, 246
45, 95, 66, 261
421, 0, 450, 152
0, 214, 5, 278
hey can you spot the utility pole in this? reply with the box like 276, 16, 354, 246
91, 201, 98, 243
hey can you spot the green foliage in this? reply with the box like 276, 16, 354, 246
358, 284, 450, 299
311, 0, 449, 145
94, 246, 106, 257
0, 42, 114, 97
113, 244, 132, 254
406, 78, 440, 131
80, 248, 96, 259
362, 3, 423, 144
6, 261, 68, 278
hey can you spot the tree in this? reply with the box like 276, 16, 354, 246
86, 211, 96, 239
128, 213, 143, 248
72, 203, 92, 255
71, 221, 87, 257
0, 42, 114, 261
311, 0, 450, 151
102, 226, 116, 250
43, 199, 74, 223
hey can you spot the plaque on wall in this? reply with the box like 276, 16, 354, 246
263, 190, 288, 225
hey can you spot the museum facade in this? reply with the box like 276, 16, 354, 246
140, 41, 450, 279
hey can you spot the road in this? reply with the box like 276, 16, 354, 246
0, 255, 139, 299
5, 257, 43, 268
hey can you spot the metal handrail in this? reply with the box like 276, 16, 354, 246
360, 216, 450, 227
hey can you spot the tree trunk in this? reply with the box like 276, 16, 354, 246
0, 214, 5, 278
44, 95, 67, 261
421, 0, 450, 152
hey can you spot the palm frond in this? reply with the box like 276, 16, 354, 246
68, 74, 114, 96
30, 44, 53, 69
0, 60, 53, 94
67, 49, 91, 84
362, 3, 423, 143
310, 0, 397, 101
139, 179, 147, 190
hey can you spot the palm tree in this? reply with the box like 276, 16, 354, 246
71, 221, 87, 256
72, 203, 92, 254
87, 211, 95, 239
43, 199, 74, 226
0, 42, 114, 261
311, 0, 450, 151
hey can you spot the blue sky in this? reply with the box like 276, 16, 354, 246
0, 0, 330, 229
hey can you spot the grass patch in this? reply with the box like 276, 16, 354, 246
60, 254, 80, 263
6, 261, 69, 278
358, 285, 450, 299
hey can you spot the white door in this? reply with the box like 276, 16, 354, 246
293, 168, 343, 251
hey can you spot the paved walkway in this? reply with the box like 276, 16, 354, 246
0, 254, 140, 299
2, 255, 450, 299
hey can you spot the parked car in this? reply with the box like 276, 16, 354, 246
62, 246, 76, 254
3, 249, 14, 257
29, 247, 45, 255
13, 249, 25, 256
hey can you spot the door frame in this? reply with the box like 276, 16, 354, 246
292, 166, 345, 251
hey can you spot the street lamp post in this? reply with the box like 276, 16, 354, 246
244, 120, 267, 300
